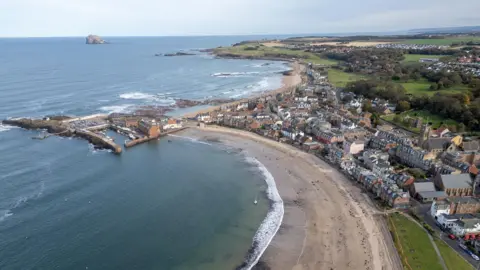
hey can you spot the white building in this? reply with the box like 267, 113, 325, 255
452, 218, 480, 237
430, 199, 451, 218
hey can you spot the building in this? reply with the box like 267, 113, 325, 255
452, 216, 480, 237
410, 182, 435, 197
418, 124, 432, 148
139, 119, 161, 137
163, 119, 182, 130
368, 137, 397, 151
437, 213, 480, 232
315, 129, 344, 144
422, 138, 449, 154
431, 197, 480, 217
433, 174, 473, 197
430, 199, 451, 218
343, 139, 364, 155
362, 150, 389, 170
416, 191, 448, 203
395, 144, 435, 170
124, 118, 139, 128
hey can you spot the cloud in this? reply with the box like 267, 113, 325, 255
0, 0, 479, 37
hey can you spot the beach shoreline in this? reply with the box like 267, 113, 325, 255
181, 61, 304, 119
178, 126, 402, 270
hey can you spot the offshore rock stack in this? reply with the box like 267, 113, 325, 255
86, 35, 106, 44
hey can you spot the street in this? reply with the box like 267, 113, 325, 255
414, 203, 480, 268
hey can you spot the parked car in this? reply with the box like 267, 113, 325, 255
448, 234, 456, 240
471, 254, 480, 261
459, 243, 468, 251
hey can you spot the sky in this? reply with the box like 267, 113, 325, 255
0, 0, 479, 37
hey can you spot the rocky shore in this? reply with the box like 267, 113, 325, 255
2, 118, 72, 135
159, 52, 196, 57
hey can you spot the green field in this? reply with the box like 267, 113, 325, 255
214, 44, 338, 65
398, 37, 480, 45
400, 80, 470, 96
383, 110, 457, 131
434, 239, 474, 270
388, 213, 444, 270
327, 69, 365, 87
401, 54, 444, 63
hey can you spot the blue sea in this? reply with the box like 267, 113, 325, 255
0, 36, 288, 270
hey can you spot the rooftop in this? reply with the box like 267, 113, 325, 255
414, 182, 436, 193
439, 174, 472, 189
417, 191, 448, 199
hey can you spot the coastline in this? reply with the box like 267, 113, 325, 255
181, 61, 304, 119
179, 126, 402, 270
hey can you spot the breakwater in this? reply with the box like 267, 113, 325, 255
75, 129, 122, 154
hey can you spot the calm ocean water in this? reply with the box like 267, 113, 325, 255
0, 36, 287, 269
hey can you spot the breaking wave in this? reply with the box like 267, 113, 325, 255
99, 104, 134, 114
0, 210, 13, 222
228, 77, 279, 99
167, 134, 212, 146
0, 123, 17, 133
211, 71, 261, 78
238, 156, 284, 270
119, 92, 176, 105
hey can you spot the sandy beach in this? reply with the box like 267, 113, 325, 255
179, 126, 402, 270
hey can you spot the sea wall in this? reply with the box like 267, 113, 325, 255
75, 129, 122, 154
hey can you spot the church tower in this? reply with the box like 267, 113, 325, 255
418, 124, 431, 148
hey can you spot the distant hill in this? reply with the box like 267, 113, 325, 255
408, 26, 480, 34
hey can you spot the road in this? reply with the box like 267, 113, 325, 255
414, 203, 480, 268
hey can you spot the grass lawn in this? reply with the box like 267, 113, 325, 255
388, 213, 444, 270
399, 80, 470, 96
214, 44, 338, 65
398, 37, 480, 45
383, 110, 458, 131
434, 239, 474, 270
401, 54, 444, 63
327, 69, 366, 87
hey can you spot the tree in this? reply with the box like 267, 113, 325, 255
393, 115, 402, 123
397, 101, 411, 112
362, 100, 373, 113
462, 94, 471, 105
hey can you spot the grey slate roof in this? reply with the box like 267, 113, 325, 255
463, 141, 480, 151
424, 138, 449, 150
417, 191, 447, 199
414, 182, 436, 192
440, 174, 472, 189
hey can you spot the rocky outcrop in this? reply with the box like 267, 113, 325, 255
86, 35, 106, 44
161, 52, 196, 57
2, 118, 71, 135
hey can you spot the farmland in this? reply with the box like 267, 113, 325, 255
399, 37, 480, 45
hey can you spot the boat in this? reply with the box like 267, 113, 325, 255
254, 194, 258, 205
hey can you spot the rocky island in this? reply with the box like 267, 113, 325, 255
159, 52, 196, 57
86, 35, 106, 44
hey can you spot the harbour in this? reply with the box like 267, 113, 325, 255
3, 113, 188, 154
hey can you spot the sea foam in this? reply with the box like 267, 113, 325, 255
239, 155, 284, 270
99, 104, 134, 114
0, 123, 17, 133
167, 134, 213, 146
119, 92, 176, 105
0, 210, 13, 223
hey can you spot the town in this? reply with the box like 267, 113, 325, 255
192, 59, 480, 267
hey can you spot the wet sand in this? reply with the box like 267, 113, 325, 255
179, 126, 402, 270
